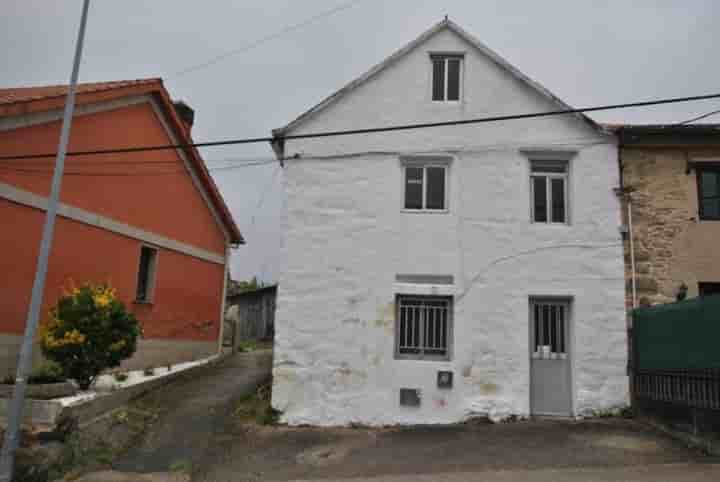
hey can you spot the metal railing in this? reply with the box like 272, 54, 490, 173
634, 369, 720, 410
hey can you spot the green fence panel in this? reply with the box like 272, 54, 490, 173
634, 296, 720, 370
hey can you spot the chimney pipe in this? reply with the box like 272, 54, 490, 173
173, 100, 194, 132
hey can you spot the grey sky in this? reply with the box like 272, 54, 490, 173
3, 0, 719, 283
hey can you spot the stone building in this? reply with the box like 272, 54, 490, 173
616, 124, 720, 308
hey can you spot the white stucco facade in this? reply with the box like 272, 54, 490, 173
271, 21, 629, 426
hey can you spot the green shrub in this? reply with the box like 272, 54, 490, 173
28, 360, 66, 384
40, 283, 142, 390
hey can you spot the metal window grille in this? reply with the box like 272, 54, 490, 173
531, 300, 568, 360
530, 160, 568, 224
396, 295, 452, 360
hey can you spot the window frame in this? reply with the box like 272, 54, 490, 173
529, 296, 572, 360
430, 54, 464, 103
699, 282, 720, 297
529, 160, 570, 225
400, 156, 452, 213
135, 244, 159, 304
394, 294, 453, 361
696, 164, 720, 221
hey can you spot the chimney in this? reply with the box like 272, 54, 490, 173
173, 100, 195, 132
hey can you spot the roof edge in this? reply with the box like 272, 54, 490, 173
273, 19, 606, 138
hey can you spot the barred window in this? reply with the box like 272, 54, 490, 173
396, 295, 452, 360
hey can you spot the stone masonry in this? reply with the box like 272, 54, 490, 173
621, 146, 720, 308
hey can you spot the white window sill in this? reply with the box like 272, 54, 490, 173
402, 209, 450, 215
531, 221, 571, 227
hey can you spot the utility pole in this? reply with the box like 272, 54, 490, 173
0, 1, 91, 479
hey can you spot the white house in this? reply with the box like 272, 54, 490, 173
270, 19, 628, 426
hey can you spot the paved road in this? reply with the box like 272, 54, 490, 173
71, 350, 720, 482
279, 464, 720, 482
78, 462, 720, 482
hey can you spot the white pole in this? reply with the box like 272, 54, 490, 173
0, 1, 91, 479
627, 195, 638, 309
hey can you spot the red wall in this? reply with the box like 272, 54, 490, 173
0, 100, 227, 342
0, 200, 224, 340
0, 101, 226, 255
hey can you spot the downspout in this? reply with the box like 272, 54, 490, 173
627, 195, 637, 309
617, 136, 637, 309
218, 245, 230, 355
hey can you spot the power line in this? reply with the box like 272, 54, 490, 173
678, 108, 720, 125
0, 159, 278, 177
2, 92, 720, 162
172, 0, 365, 77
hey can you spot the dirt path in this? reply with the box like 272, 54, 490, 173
109, 350, 272, 476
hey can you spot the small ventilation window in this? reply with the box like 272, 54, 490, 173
399, 388, 421, 407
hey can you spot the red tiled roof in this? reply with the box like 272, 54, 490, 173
0, 79, 160, 106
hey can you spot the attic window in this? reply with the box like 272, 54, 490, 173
431, 55, 462, 102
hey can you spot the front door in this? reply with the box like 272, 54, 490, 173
530, 299, 572, 416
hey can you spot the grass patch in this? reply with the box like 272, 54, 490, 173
237, 340, 258, 352
169, 458, 192, 473
232, 382, 280, 425
113, 372, 128, 382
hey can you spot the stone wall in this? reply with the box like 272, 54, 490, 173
621, 147, 720, 307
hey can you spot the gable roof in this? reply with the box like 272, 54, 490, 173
0, 78, 243, 245
273, 19, 603, 137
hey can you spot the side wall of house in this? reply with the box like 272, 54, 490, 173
0, 199, 224, 373
272, 28, 628, 425
0, 99, 228, 374
621, 146, 720, 306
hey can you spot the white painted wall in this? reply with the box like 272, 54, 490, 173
272, 26, 628, 425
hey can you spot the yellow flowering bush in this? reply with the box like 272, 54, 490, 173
40, 283, 142, 390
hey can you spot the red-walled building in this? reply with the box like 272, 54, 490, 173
0, 79, 243, 373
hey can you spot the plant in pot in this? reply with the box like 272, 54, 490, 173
39, 283, 142, 390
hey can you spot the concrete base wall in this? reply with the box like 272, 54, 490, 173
0, 334, 217, 376
118, 338, 218, 371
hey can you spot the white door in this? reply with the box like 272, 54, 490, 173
530, 299, 572, 416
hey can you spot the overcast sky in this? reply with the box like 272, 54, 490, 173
3, 0, 719, 283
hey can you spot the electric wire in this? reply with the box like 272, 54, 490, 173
2, 91, 720, 162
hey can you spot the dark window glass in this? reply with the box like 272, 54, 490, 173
533, 177, 548, 222
404, 167, 423, 209
447, 59, 460, 101
699, 169, 720, 220
699, 282, 720, 297
136, 246, 157, 301
702, 199, 720, 219
432, 59, 445, 101
551, 178, 566, 223
426, 167, 446, 209
701, 171, 719, 197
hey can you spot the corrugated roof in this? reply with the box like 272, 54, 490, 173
0, 79, 160, 106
